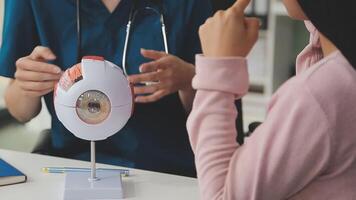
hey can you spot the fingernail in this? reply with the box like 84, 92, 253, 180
48, 54, 56, 60
139, 66, 143, 73
55, 67, 61, 73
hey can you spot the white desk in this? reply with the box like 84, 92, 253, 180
0, 149, 200, 200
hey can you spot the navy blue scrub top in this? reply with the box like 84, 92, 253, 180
0, 0, 212, 177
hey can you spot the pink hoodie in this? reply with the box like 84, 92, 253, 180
187, 22, 356, 200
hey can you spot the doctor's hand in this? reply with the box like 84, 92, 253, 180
127, 49, 195, 103
199, 0, 260, 57
14, 46, 62, 97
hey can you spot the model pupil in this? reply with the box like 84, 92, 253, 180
88, 101, 101, 113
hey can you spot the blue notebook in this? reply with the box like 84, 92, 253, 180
0, 159, 27, 186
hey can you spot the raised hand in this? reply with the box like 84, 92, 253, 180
127, 49, 195, 103
14, 46, 62, 97
199, 0, 260, 57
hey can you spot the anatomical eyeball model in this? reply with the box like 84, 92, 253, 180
54, 56, 134, 141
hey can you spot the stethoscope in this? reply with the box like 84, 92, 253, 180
76, 0, 169, 76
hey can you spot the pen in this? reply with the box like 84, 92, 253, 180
42, 167, 130, 177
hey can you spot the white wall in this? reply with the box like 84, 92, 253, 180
0, 0, 7, 107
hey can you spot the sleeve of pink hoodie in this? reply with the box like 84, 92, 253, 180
187, 55, 333, 200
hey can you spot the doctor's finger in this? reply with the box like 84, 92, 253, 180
135, 90, 167, 103
127, 71, 162, 84
15, 70, 62, 82
30, 46, 57, 61
17, 81, 56, 92
133, 84, 161, 95
141, 49, 168, 60
139, 60, 167, 73
16, 58, 62, 74
22, 88, 54, 98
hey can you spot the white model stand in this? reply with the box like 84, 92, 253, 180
64, 142, 123, 200
54, 56, 133, 200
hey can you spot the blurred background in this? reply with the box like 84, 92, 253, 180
0, 0, 308, 153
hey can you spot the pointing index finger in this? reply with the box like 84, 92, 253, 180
232, 0, 251, 13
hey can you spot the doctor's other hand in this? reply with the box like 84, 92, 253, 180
199, 0, 260, 57
14, 46, 62, 97
127, 49, 195, 103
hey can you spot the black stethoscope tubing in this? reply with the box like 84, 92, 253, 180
76, 0, 169, 76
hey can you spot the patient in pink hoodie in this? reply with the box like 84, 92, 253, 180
187, 0, 356, 199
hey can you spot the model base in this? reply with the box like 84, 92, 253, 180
63, 171, 123, 200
